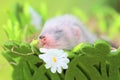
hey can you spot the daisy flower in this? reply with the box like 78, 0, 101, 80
39, 48, 70, 73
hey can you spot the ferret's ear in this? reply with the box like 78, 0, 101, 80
73, 27, 81, 39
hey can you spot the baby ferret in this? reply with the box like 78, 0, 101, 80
38, 15, 98, 50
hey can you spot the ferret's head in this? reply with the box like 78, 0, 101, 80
38, 16, 81, 50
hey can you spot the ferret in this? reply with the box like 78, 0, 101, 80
38, 15, 98, 50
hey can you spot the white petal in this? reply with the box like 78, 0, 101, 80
63, 58, 70, 63
39, 54, 45, 59
39, 54, 46, 59
62, 64, 68, 69
57, 53, 64, 57
38, 48, 70, 73
39, 48, 48, 53
51, 65, 57, 73
45, 63, 52, 69
59, 53, 68, 58
60, 63, 68, 69
58, 58, 70, 64
57, 66, 62, 73
39, 54, 51, 63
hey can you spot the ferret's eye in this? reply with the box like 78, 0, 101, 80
55, 30, 63, 33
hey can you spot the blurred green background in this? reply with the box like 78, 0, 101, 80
0, 0, 120, 80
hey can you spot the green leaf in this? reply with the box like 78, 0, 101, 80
65, 40, 120, 80
4, 41, 19, 50
65, 56, 103, 80
13, 59, 32, 80
72, 43, 84, 53
2, 51, 17, 66
3, 39, 120, 80
32, 65, 62, 80
32, 65, 47, 80
94, 40, 111, 54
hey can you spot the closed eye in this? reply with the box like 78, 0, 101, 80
55, 30, 63, 33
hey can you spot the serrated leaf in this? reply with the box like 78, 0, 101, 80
13, 59, 32, 80
94, 40, 111, 54
13, 42, 32, 54
32, 65, 62, 80
65, 56, 103, 80
80, 40, 110, 57
2, 51, 17, 66
32, 65, 47, 80
31, 46, 40, 55
3, 39, 120, 80
22, 55, 40, 64
72, 43, 84, 53
4, 41, 19, 50
107, 51, 120, 80
20, 42, 31, 49
46, 70, 61, 80
65, 40, 120, 80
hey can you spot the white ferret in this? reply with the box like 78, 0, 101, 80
38, 15, 98, 50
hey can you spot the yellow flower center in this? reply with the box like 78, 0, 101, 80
52, 57, 57, 62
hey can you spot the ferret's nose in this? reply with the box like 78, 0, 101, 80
39, 35, 45, 39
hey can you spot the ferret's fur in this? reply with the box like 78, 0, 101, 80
39, 15, 98, 50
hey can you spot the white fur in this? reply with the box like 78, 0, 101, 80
40, 14, 98, 50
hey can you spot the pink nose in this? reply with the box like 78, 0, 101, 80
39, 35, 46, 45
